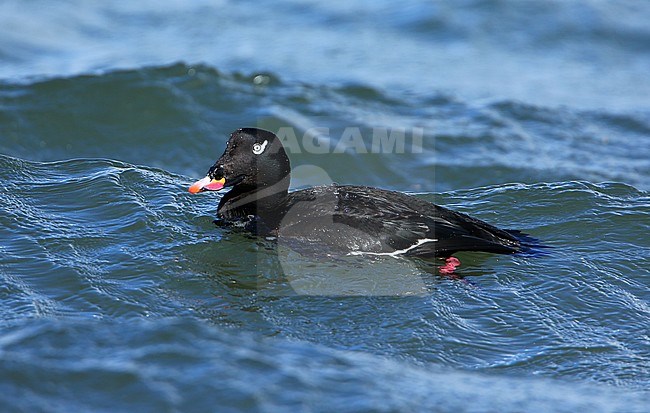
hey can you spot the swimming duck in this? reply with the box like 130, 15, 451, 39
189, 128, 530, 273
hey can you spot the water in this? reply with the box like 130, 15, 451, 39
1, 1, 649, 412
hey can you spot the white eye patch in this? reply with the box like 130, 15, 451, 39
252, 140, 268, 155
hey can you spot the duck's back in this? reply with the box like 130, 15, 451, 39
277, 185, 521, 257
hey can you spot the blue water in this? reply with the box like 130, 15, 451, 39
1, 1, 649, 412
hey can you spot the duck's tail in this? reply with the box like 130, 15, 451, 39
507, 230, 552, 257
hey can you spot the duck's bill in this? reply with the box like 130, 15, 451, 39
188, 176, 226, 194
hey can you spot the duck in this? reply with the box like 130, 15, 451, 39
189, 127, 534, 274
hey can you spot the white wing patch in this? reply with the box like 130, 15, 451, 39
252, 140, 268, 155
348, 238, 437, 257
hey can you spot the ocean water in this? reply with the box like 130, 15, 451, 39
1, 1, 649, 412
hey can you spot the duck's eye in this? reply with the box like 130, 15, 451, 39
252, 140, 268, 155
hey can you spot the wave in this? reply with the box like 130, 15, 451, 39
0, 317, 647, 413
1, 63, 648, 192
1, 153, 648, 391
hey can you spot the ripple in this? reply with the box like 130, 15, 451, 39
0, 318, 647, 413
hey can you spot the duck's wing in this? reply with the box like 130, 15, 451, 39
278, 185, 521, 257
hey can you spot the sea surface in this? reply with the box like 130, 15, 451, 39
1, 1, 649, 412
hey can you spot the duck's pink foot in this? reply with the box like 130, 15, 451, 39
438, 256, 461, 275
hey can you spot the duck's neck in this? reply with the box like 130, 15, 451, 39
217, 175, 290, 229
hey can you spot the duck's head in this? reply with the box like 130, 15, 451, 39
189, 128, 291, 194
